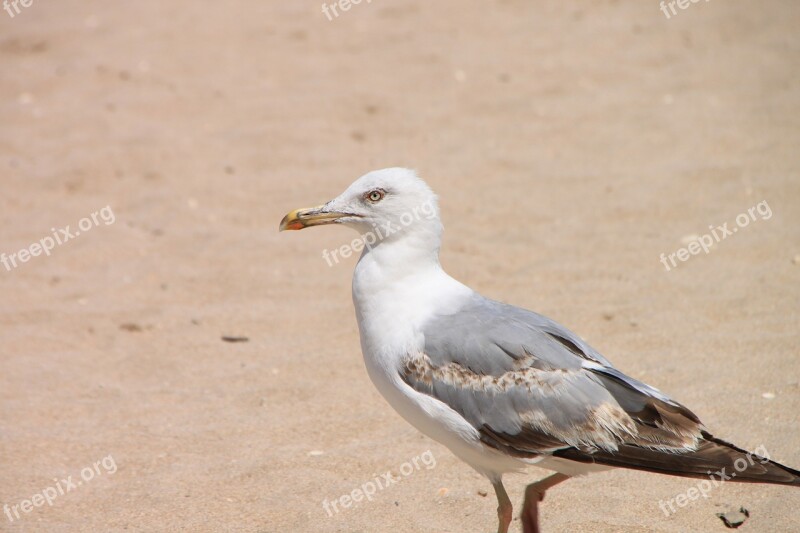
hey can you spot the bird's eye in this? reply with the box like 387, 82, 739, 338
365, 189, 385, 203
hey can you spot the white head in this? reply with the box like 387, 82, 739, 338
279, 168, 443, 256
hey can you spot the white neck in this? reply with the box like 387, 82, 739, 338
351, 228, 472, 360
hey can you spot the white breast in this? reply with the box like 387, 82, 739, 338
351, 252, 526, 479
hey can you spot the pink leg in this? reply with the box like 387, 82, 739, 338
521, 473, 569, 533
492, 480, 513, 533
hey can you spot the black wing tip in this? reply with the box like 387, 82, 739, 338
700, 431, 800, 487
553, 433, 800, 487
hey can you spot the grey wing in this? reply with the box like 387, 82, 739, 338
402, 295, 704, 457
402, 295, 800, 485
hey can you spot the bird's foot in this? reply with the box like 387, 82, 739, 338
496, 502, 512, 533
520, 473, 569, 533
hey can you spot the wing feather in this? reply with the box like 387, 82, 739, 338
402, 295, 703, 457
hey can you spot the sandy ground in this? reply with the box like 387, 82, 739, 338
1, 0, 799, 531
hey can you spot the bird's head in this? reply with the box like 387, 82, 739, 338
279, 168, 442, 248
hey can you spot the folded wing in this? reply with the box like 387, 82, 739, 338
401, 295, 800, 485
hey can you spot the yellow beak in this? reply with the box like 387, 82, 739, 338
279, 205, 354, 231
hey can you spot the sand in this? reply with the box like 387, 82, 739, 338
1, 0, 799, 531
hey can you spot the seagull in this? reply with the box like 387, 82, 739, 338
279, 168, 799, 532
